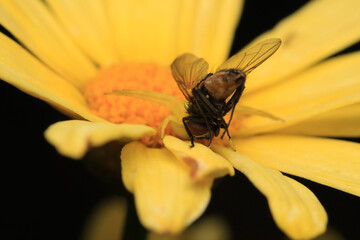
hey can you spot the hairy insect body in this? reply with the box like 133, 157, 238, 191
203, 69, 246, 101
171, 38, 281, 147
183, 70, 246, 145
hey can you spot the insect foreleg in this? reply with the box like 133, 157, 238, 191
183, 116, 195, 147
193, 87, 235, 140
192, 88, 220, 117
220, 86, 245, 139
191, 90, 214, 141
223, 85, 245, 114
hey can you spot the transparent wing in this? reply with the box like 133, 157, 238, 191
217, 38, 281, 74
171, 53, 209, 100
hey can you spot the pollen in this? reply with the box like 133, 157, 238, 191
84, 63, 184, 129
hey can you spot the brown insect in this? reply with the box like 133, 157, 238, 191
171, 38, 281, 147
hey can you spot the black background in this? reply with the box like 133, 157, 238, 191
1, 1, 360, 239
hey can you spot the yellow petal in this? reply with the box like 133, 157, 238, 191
0, 33, 100, 121
233, 134, 360, 197
163, 136, 234, 180
245, 0, 360, 91
82, 197, 127, 240
187, 0, 243, 67
47, 0, 118, 67
213, 145, 327, 240
106, 0, 179, 66
278, 103, 360, 137
106, 0, 243, 67
44, 120, 155, 159
121, 141, 212, 234
0, 0, 97, 88
236, 52, 360, 136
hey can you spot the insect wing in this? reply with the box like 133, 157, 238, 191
171, 53, 209, 100
216, 38, 281, 75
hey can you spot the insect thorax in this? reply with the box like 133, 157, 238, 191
187, 86, 226, 121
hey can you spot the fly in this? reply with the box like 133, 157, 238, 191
171, 38, 281, 147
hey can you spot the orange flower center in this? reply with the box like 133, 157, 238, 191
84, 62, 184, 129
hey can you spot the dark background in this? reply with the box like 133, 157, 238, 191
1, 1, 360, 239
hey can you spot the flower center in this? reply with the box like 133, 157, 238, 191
84, 62, 184, 129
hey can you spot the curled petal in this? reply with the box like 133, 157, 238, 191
121, 141, 212, 234
163, 136, 235, 180
233, 134, 360, 197
44, 120, 155, 159
213, 145, 327, 239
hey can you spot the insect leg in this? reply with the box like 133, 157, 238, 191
183, 115, 215, 147
219, 120, 231, 140
183, 116, 195, 147
192, 88, 221, 117
191, 90, 214, 141
221, 86, 245, 139
193, 88, 232, 141
223, 85, 245, 115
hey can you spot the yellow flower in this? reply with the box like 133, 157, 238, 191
1, 0, 360, 239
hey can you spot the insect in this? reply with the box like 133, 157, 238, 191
171, 38, 281, 147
